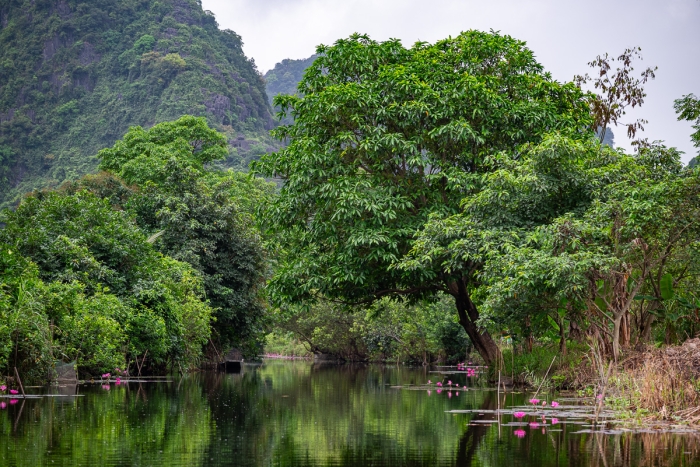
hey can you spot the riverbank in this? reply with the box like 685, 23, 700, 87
507, 339, 700, 428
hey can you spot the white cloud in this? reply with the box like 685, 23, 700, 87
202, 0, 700, 161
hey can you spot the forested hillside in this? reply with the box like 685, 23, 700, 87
263, 55, 317, 107
0, 0, 275, 208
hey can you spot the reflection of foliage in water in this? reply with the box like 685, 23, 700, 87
0, 380, 212, 466
202, 361, 475, 466
1, 362, 699, 466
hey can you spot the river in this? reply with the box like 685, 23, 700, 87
1, 360, 698, 466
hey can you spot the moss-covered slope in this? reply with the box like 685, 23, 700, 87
0, 0, 274, 208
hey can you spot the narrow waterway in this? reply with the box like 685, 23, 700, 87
1, 360, 698, 466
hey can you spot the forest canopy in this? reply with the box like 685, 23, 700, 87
0, 116, 273, 381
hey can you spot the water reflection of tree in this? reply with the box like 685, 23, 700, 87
455, 392, 496, 466
202, 362, 471, 466
0, 381, 213, 466
3, 365, 700, 466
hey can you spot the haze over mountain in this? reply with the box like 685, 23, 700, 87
0, 0, 275, 208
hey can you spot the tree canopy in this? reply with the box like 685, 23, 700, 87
254, 31, 594, 364
98, 116, 273, 354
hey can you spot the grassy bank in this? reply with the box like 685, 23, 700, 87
501, 339, 700, 426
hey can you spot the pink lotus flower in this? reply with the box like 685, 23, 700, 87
529, 398, 540, 405
551, 418, 559, 425
427, 380, 432, 384
448, 380, 452, 386
436, 382, 442, 387
0, 385, 6, 392
551, 401, 559, 408
0, 402, 6, 409
514, 429, 526, 438
513, 411, 526, 419
436, 389, 442, 394
102, 373, 111, 379
9, 399, 18, 405
9, 389, 18, 395
115, 377, 121, 385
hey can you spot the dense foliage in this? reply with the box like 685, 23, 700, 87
270, 294, 469, 363
96, 116, 274, 354
407, 134, 700, 362
0, 190, 213, 380
254, 31, 593, 364
675, 93, 700, 167
3, 11, 700, 392
0, 116, 273, 380
0, 0, 275, 209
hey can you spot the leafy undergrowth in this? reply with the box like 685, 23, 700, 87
501, 341, 592, 390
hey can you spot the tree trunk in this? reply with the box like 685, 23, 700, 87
620, 311, 631, 348
559, 319, 567, 357
612, 312, 623, 362
452, 280, 501, 366
638, 306, 656, 344
569, 320, 583, 341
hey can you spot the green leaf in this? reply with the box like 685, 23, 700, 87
660, 274, 674, 301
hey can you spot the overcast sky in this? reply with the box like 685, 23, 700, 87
201, 0, 700, 161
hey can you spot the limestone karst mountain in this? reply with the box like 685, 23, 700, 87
0, 0, 275, 208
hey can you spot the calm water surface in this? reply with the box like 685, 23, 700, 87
1, 360, 699, 466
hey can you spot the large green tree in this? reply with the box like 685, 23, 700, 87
98, 116, 273, 355
254, 32, 593, 364
443, 138, 700, 361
